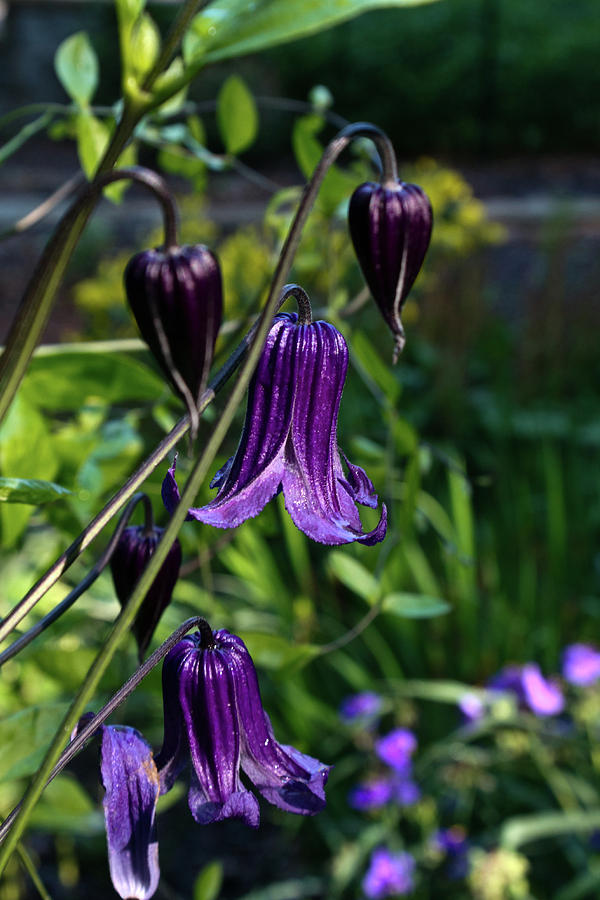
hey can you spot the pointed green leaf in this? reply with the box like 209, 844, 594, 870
75, 111, 110, 178
184, 0, 439, 65
130, 12, 161, 80
382, 591, 450, 618
0, 477, 71, 505
0, 704, 69, 783
194, 861, 224, 900
327, 550, 380, 604
55, 32, 98, 107
217, 75, 258, 155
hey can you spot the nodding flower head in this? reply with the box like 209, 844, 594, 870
162, 312, 386, 547
110, 525, 181, 661
124, 244, 222, 411
155, 625, 331, 828
348, 180, 432, 360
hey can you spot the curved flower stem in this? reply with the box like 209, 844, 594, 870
0, 105, 140, 426
0, 493, 150, 668
283, 284, 312, 325
0, 617, 205, 846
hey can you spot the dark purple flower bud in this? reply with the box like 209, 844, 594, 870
124, 244, 222, 414
348, 180, 432, 359
162, 313, 387, 546
110, 525, 182, 661
100, 725, 160, 900
155, 627, 331, 827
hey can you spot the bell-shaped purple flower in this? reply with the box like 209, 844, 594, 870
124, 244, 222, 412
349, 180, 432, 359
110, 525, 182, 661
162, 313, 386, 546
100, 725, 160, 900
154, 625, 330, 828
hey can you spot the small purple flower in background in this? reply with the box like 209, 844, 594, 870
162, 313, 387, 546
393, 778, 421, 806
432, 826, 470, 879
363, 847, 416, 898
563, 643, 600, 686
458, 692, 485, 723
349, 777, 393, 811
155, 625, 330, 827
489, 663, 564, 717
375, 728, 417, 774
100, 725, 160, 900
340, 691, 382, 724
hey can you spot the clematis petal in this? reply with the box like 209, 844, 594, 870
340, 453, 379, 509
219, 630, 331, 814
283, 320, 386, 545
157, 634, 259, 827
100, 726, 160, 900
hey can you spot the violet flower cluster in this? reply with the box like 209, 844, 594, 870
93, 625, 330, 899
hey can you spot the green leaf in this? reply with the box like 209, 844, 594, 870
0, 477, 71, 505
194, 861, 224, 900
327, 550, 380, 604
292, 114, 358, 212
217, 75, 258, 155
242, 633, 319, 673
0, 703, 69, 783
54, 32, 99, 107
21, 351, 165, 411
382, 591, 451, 618
30, 774, 103, 836
501, 809, 600, 851
184, 0, 438, 65
130, 12, 161, 80
75, 111, 110, 179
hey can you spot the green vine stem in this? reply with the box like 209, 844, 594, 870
0, 125, 396, 868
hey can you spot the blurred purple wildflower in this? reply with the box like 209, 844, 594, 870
162, 313, 386, 546
489, 663, 564, 716
363, 847, 416, 898
563, 644, 600, 686
458, 692, 485, 723
375, 728, 417, 774
432, 826, 470, 880
340, 691, 382, 724
349, 777, 393, 811
394, 778, 421, 806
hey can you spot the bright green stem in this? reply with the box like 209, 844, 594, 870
0, 106, 141, 426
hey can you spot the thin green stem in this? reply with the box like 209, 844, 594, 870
16, 842, 52, 900
0, 617, 205, 845
0, 106, 140, 426
0, 493, 148, 667
143, 0, 212, 91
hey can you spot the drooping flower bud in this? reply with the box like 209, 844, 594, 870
110, 525, 182, 661
124, 245, 223, 428
348, 181, 433, 360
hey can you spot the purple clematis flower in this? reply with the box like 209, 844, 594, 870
100, 725, 160, 900
162, 313, 387, 546
155, 624, 330, 828
489, 663, 564, 716
562, 643, 600, 686
363, 847, 416, 898
375, 728, 417, 774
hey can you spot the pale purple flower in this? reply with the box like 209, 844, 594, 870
490, 664, 564, 717
394, 778, 421, 806
563, 644, 600, 686
340, 691, 382, 723
375, 728, 417, 773
458, 692, 485, 723
349, 777, 394, 811
100, 726, 160, 900
155, 625, 330, 827
363, 847, 416, 898
162, 313, 386, 546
